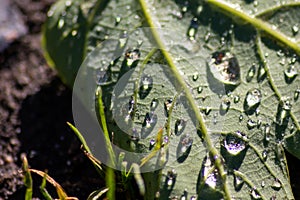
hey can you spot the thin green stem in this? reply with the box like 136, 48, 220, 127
138, 0, 231, 199
96, 86, 116, 166
206, 0, 300, 55
255, 2, 300, 17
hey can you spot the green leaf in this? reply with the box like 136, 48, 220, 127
45, 0, 300, 199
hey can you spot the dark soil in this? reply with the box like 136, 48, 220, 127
0, 0, 102, 199
0, 0, 299, 200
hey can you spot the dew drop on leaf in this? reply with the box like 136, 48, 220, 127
207, 51, 241, 85
223, 131, 248, 156
139, 75, 153, 99
190, 196, 196, 200
220, 98, 230, 115
257, 65, 266, 82
197, 86, 203, 94
187, 18, 199, 41
128, 96, 135, 113
115, 15, 122, 26
175, 119, 187, 136
292, 24, 299, 35
250, 187, 261, 199
180, 189, 188, 200
57, 19, 65, 29
264, 123, 271, 142
166, 169, 177, 189
200, 155, 222, 190
294, 89, 300, 101
234, 173, 244, 191
150, 98, 159, 111
262, 150, 268, 161
234, 95, 240, 103
65, 0, 72, 7
276, 98, 292, 126
247, 119, 257, 129
192, 73, 199, 81
119, 31, 128, 48
271, 179, 282, 191
261, 181, 265, 188
203, 107, 211, 115
177, 134, 193, 162
164, 99, 173, 116
149, 139, 155, 150
142, 112, 157, 129
246, 65, 256, 82
239, 114, 243, 122
284, 65, 298, 82
125, 48, 140, 67
244, 88, 262, 114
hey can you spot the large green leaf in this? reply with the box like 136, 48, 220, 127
44, 0, 300, 199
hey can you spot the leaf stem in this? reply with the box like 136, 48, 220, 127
138, 0, 231, 199
205, 0, 300, 55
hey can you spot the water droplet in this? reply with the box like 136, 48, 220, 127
65, 0, 72, 7
234, 173, 244, 191
47, 9, 54, 17
250, 187, 261, 199
203, 107, 212, 115
275, 143, 284, 162
96, 66, 110, 85
175, 119, 187, 136
142, 112, 157, 129
166, 169, 177, 189
220, 99, 230, 115
180, 189, 188, 200
115, 16, 122, 26
57, 19, 65, 29
190, 196, 197, 200
223, 131, 248, 156
262, 150, 268, 161
271, 179, 282, 190
246, 65, 256, 82
187, 18, 199, 41
149, 139, 155, 150
294, 89, 300, 101
71, 30, 77, 36
264, 123, 271, 142
276, 98, 292, 126
244, 88, 262, 114
213, 113, 218, 125
292, 25, 299, 35
234, 95, 240, 103
177, 134, 193, 162
141, 112, 157, 138
205, 32, 211, 42
197, 86, 203, 94
150, 98, 159, 111
247, 119, 257, 129
208, 51, 241, 85
131, 128, 140, 141
261, 181, 265, 188
239, 115, 243, 122
139, 75, 153, 99
284, 65, 298, 82
128, 96, 135, 114
257, 65, 266, 82
164, 99, 173, 116
119, 31, 128, 48
125, 48, 140, 67
192, 73, 199, 81
200, 155, 222, 190
181, 1, 189, 14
